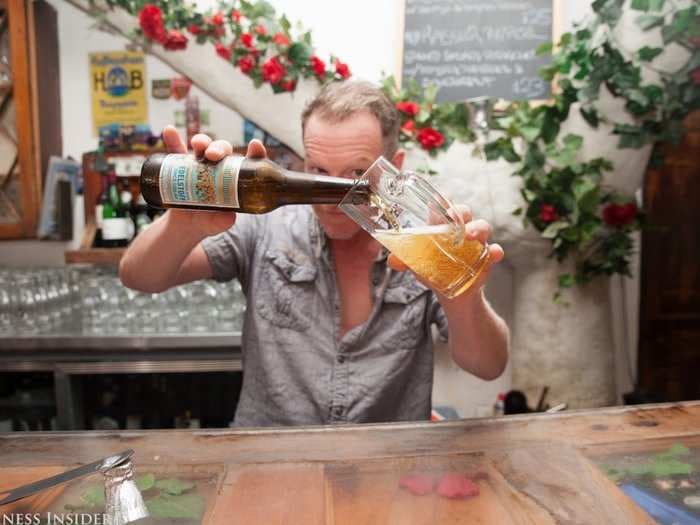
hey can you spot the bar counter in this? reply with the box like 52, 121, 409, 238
2, 401, 700, 523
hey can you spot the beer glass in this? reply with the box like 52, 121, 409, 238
339, 157, 489, 298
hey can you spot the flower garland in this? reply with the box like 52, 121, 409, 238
95, 0, 699, 294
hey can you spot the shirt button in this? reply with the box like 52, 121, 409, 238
332, 406, 343, 417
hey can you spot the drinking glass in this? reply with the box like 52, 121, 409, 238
339, 157, 490, 298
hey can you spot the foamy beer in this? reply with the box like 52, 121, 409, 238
340, 157, 489, 298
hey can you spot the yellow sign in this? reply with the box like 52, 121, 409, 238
90, 51, 148, 135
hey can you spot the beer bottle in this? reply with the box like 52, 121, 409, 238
140, 153, 369, 213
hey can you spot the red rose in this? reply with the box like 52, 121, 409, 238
396, 101, 420, 116
281, 78, 297, 92
237, 55, 256, 74
692, 68, 700, 86
310, 55, 326, 77
240, 33, 253, 48
139, 4, 166, 43
416, 127, 445, 151
231, 10, 242, 23
272, 33, 290, 46
334, 59, 351, 79
212, 11, 224, 26
539, 204, 559, 223
215, 42, 232, 61
163, 30, 188, 51
187, 24, 200, 35
401, 119, 416, 134
602, 202, 637, 227
262, 56, 286, 85
255, 25, 267, 36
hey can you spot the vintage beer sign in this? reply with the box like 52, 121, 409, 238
90, 51, 148, 135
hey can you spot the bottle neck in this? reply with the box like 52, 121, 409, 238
279, 169, 370, 206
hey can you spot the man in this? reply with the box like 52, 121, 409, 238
120, 80, 508, 427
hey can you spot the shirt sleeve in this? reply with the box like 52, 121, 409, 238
200, 213, 262, 289
427, 293, 449, 342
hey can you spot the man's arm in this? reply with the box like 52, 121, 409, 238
119, 126, 266, 292
389, 209, 509, 380
438, 284, 509, 380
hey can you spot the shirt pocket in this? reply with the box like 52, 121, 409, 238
383, 277, 432, 349
255, 249, 318, 332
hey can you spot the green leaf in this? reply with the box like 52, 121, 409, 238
512, 207, 523, 216
136, 473, 156, 492
542, 220, 570, 239
562, 134, 583, 151
631, 0, 649, 11
558, 274, 575, 288
637, 46, 663, 61
80, 485, 105, 508
520, 125, 541, 142
146, 493, 205, 520
536, 42, 553, 56
580, 107, 599, 128
662, 8, 691, 44
635, 14, 664, 30
541, 109, 560, 144
155, 478, 196, 496
287, 42, 311, 64
648, 0, 664, 11
279, 14, 291, 33
484, 141, 502, 161
656, 443, 691, 460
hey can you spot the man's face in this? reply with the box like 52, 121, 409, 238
304, 111, 385, 241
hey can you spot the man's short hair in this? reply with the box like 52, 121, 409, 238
301, 80, 400, 157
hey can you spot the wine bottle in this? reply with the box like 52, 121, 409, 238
140, 153, 370, 213
101, 171, 129, 248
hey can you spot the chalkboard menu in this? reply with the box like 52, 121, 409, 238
402, 0, 553, 102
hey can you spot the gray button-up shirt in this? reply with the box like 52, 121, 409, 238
201, 205, 448, 427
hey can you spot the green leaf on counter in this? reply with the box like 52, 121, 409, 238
656, 443, 691, 460
155, 478, 196, 496
136, 473, 156, 492
637, 46, 663, 61
80, 484, 105, 507
146, 493, 205, 519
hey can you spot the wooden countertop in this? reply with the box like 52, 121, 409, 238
2, 401, 700, 524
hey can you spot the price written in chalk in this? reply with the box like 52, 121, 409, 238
402, 0, 553, 102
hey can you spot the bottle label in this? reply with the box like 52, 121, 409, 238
158, 154, 242, 208
102, 217, 129, 240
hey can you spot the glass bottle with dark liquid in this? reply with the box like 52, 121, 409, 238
140, 154, 370, 213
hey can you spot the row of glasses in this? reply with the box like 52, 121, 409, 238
0, 266, 245, 336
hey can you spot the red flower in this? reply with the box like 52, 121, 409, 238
539, 204, 559, 223
272, 33, 290, 46
602, 202, 637, 227
416, 127, 445, 151
255, 25, 267, 36
334, 59, 351, 79
231, 10, 242, 23
310, 55, 326, 77
692, 68, 700, 86
262, 56, 287, 85
401, 119, 416, 134
237, 55, 256, 74
215, 42, 232, 61
396, 101, 420, 117
281, 78, 297, 92
187, 24, 200, 35
212, 11, 224, 26
240, 33, 254, 48
163, 30, 188, 51
139, 4, 166, 43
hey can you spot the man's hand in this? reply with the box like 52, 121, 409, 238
161, 125, 268, 238
387, 205, 505, 301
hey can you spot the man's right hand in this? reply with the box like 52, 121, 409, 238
161, 125, 268, 238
